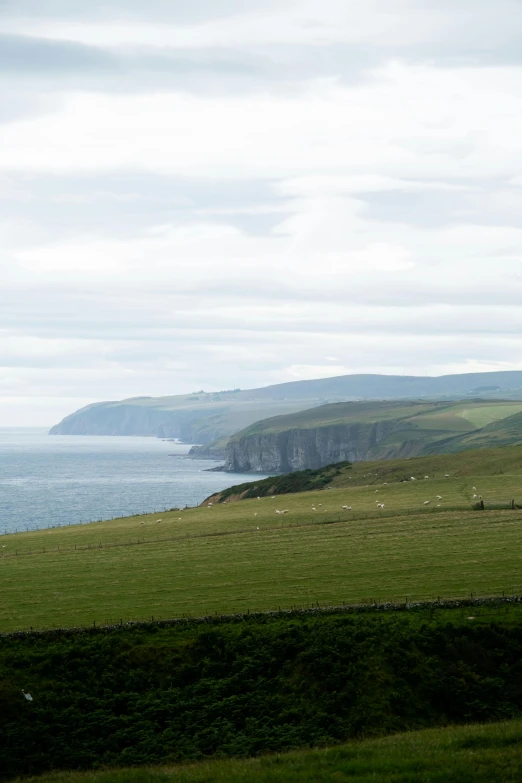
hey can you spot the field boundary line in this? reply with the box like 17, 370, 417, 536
2, 594, 521, 639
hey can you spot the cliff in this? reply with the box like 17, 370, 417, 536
223, 399, 522, 472
224, 420, 420, 472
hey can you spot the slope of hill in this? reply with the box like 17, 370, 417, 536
224, 400, 522, 472
13, 719, 522, 783
49, 370, 522, 442
424, 410, 522, 454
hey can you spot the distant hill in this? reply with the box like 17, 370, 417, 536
49, 371, 522, 444
224, 399, 522, 472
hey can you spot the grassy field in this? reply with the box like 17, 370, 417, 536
11, 719, 522, 782
232, 399, 522, 435
2, 446, 522, 631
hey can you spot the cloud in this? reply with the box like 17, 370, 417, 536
1, 1, 522, 425
0, 34, 116, 74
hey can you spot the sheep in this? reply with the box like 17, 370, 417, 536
257, 526, 260, 530
341, 505, 351, 510
156, 519, 162, 523
436, 495, 442, 500
444, 474, 450, 478
383, 482, 388, 486
423, 500, 430, 505
472, 487, 477, 491
254, 512, 258, 517
377, 503, 384, 509
22, 690, 33, 702
424, 476, 429, 479
375, 489, 379, 493
275, 510, 282, 515
410, 477, 417, 481
472, 494, 477, 499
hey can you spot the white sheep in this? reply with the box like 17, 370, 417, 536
411, 477, 417, 481
444, 474, 450, 478
423, 500, 430, 505
436, 495, 442, 500
424, 476, 429, 479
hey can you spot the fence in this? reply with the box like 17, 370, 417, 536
3, 593, 522, 638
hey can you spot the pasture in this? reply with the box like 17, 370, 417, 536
2, 458, 522, 631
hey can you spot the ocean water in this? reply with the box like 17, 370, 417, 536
0, 428, 263, 535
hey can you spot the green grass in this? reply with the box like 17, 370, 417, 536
457, 404, 522, 428
2, 485, 522, 631
11, 719, 522, 782
3, 447, 522, 633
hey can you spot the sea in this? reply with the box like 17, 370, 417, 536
0, 428, 264, 536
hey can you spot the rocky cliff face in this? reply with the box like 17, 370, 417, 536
224, 420, 416, 472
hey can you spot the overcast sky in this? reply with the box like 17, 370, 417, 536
2, 0, 522, 425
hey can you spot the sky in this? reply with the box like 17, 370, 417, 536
2, 1, 522, 426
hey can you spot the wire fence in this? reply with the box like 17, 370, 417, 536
2, 503, 515, 559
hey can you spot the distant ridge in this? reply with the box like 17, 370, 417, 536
49, 370, 522, 443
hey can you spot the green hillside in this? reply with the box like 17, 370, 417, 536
13, 719, 522, 783
426, 411, 522, 454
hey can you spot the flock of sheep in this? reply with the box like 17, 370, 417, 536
139, 473, 484, 529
